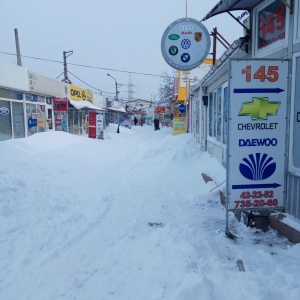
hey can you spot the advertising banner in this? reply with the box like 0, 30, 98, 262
173, 117, 185, 136
53, 98, 68, 111
28, 70, 68, 97
69, 85, 93, 101
88, 111, 96, 139
228, 59, 289, 211
96, 113, 103, 136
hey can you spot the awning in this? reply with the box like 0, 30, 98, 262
108, 106, 126, 113
69, 100, 105, 111
202, 0, 264, 21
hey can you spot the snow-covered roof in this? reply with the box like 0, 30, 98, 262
69, 100, 105, 111
108, 106, 126, 113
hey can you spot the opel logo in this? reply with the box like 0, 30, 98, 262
0, 107, 9, 115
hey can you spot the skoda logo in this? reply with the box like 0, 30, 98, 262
0, 107, 9, 115
181, 53, 190, 63
169, 45, 178, 56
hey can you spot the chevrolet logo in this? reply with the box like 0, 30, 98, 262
239, 97, 280, 120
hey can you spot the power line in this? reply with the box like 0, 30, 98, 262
0, 51, 172, 78
67, 71, 114, 95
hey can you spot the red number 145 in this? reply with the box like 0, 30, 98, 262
242, 65, 279, 82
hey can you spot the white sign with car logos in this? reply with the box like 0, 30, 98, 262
161, 18, 211, 71
228, 59, 289, 211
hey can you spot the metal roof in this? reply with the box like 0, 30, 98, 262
202, 0, 264, 21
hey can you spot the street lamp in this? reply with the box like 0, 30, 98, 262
107, 73, 119, 100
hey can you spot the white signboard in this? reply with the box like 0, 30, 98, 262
161, 18, 211, 71
228, 59, 289, 211
96, 113, 103, 137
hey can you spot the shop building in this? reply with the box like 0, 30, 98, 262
1, 59, 107, 140
0, 60, 28, 141
190, 0, 300, 223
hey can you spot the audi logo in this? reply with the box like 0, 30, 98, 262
179, 25, 193, 31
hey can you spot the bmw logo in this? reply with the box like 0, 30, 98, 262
181, 53, 190, 63
169, 45, 178, 56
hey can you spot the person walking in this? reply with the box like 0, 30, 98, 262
134, 116, 138, 126
154, 117, 160, 131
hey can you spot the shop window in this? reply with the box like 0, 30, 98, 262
55, 111, 68, 132
296, 0, 300, 41
26, 104, 46, 136
68, 110, 74, 134
223, 86, 228, 145
0, 100, 12, 141
292, 56, 300, 168
209, 93, 213, 137
47, 109, 53, 130
216, 87, 222, 142
12, 102, 25, 139
256, 0, 286, 53
213, 91, 217, 137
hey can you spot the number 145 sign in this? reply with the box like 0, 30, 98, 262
227, 59, 289, 211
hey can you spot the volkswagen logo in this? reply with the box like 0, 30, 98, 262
179, 25, 193, 31
181, 39, 191, 49
0, 107, 9, 115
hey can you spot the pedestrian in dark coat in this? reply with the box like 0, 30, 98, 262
134, 116, 138, 126
154, 118, 160, 131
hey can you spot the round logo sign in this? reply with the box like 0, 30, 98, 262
161, 17, 211, 71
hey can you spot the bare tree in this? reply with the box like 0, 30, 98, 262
158, 72, 174, 106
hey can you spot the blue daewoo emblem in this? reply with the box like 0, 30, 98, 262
0, 107, 9, 115
239, 153, 276, 181
181, 39, 191, 49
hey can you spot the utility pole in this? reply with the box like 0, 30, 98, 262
14, 29, 22, 66
107, 74, 122, 101
62, 50, 73, 84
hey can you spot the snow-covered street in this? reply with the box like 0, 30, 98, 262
1, 125, 299, 300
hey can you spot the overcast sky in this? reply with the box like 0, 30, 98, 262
0, 0, 244, 101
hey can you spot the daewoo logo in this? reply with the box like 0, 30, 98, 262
0, 107, 9, 115
239, 97, 280, 120
239, 138, 278, 147
239, 153, 276, 180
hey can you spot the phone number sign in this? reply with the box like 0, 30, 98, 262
228, 59, 289, 211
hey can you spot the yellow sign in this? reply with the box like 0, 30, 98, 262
173, 118, 186, 136
69, 85, 93, 101
37, 118, 45, 128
